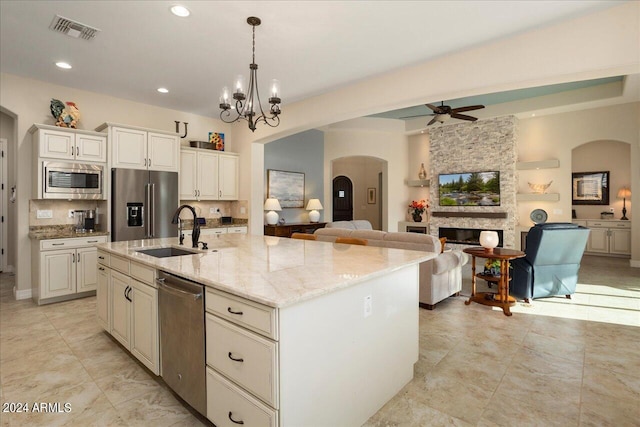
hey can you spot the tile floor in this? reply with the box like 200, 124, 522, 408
1, 255, 639, 426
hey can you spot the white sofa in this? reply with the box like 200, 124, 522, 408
315, 224, 468, 309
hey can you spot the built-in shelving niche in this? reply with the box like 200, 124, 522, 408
516, 159, 560, 170
516, 193, 560, 202
407, 179, 430, 187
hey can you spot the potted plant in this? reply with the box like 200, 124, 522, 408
408, 200, 428, 222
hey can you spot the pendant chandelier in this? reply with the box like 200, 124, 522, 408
219, 17, 281, 132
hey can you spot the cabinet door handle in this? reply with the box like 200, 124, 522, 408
87, 240, 98, 243
72, 253, 75, 263
148, 157, 151, 166
228, 412, 244, 425
228, 352, 244, 363
219, 190, 222, 198
77, 254, 80, 263
98, 267, 105, 271
227, 307, 243, 315
144, 158, 147, 166
76, 146, 79, 156
52, 243, 64, 246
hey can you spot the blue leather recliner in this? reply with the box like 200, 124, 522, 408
510, 223, 590, 302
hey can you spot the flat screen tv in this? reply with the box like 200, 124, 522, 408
438, 171, 500, 206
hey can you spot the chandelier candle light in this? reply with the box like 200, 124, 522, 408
264, 198, 282, 225
306, 199, 323, 223
219, 17, 281, 132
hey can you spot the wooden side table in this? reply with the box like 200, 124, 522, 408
264, 222, 327, 238
463, 247, 525, 316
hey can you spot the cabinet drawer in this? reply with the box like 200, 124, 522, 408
611, 222, 631, 229
110, 254, 130, 275
97, 250, 110, 266
40, 235, 107, 250
206, 314, 278, 408
130, 261, 155, 286
205, 288, 277, 339
206, 367, 277, 427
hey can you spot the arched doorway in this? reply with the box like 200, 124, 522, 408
332, 175, 353, 221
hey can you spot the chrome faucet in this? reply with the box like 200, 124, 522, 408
171, 205, 200, 248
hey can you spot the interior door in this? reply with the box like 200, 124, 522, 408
332, 175, 353, 221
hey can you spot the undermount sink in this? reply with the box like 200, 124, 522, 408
136, 247, 199, 258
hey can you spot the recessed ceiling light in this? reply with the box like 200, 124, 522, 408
170, 5, 190, 17
55, 61, 72, 69
157, 87, 169, 93
531, 113, 536, 117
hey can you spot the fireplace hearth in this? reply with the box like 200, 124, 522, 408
439, 227, 503, 247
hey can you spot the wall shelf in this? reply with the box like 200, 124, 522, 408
516, 159, 560, 170
407, 179, 430, 187
516, 193, 560, 202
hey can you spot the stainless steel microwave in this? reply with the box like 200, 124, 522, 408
43, 161, 104, 199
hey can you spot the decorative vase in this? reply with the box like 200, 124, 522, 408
418, 163, 427, 180
412, 213, 423, 222
479, 231, 499, 253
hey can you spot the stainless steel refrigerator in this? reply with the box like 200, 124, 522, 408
111, 169, 178, 242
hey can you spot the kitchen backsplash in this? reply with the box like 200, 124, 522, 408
176, 200, 248, 220
30, 199, 107, 228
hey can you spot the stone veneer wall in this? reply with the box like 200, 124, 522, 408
428, 116, 518, 248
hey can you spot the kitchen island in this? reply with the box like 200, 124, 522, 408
96, 233, 436, 426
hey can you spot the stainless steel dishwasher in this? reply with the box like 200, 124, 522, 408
157, 271, 206, 416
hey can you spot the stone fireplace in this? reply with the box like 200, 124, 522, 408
428, 116, 518, 248
438, 227, 504, 247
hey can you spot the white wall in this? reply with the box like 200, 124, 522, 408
324, 118, 408, 231
517, 102, 639, 264
0, 72, 229, 293
407, 134, 430, 213
243, 2, 639, 240
332, 157, 385, 230
572, 141, 631, 220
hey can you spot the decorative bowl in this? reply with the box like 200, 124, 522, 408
528, 181, 553, 194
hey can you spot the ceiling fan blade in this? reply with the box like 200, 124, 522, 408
427, 117, 439, 126
451, 105, 485, 113
425, 104, 444, 114
450, 113, 478, 121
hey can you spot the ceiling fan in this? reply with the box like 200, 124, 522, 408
401, 101, 485, 126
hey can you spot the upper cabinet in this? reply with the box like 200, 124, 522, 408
30, 124, 106, 163
180, 148, 239, 201
96, 123, 179, 172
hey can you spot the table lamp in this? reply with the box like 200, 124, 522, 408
479, 230, 499, 253
264, 198, 282, 225
306, 199, 323, 223
617, 187, 631, 220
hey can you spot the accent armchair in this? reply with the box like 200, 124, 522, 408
510, 223, 590, 302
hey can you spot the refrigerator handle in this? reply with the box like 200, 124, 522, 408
150, 183, 156, 237
145, 183, 151, 238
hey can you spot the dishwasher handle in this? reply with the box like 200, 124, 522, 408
156, 277, 203, 300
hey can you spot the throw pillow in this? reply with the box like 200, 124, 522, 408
439, 237, 447, 253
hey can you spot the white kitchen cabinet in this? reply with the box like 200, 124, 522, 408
180, 148, 238, 200
97, 252, 110, 331
30, 124, 107, 163
97, 123, 179, 172
130, 278, 159, 372
584, 220, 631, 256
31, 235, 107, 305
96, 253, 160, 375
111, 269, 132, 349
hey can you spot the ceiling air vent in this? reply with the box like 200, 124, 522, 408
49, 15, 100, 40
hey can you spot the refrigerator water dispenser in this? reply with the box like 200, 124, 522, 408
127, 203, 144, 227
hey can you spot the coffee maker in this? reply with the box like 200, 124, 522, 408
74, 209, 96, 233
84, 209, 96, 232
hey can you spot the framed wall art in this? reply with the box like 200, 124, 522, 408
367, 188, 376, 204
572, 171, 609, 205
267, 170, 305, 208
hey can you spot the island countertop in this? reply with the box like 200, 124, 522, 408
97, 233, 436, 308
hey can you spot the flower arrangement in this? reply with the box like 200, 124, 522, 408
408, 199, 428, 216
484, 258, 500, 270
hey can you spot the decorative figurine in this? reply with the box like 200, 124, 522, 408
50, 98, 80, 128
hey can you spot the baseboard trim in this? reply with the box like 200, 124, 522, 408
630, 260, 640, 268
14, 287, 32, 300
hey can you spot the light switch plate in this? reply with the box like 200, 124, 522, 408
36, 209, 53, 219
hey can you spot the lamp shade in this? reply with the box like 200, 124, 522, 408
479, 231, 499, 253
264, 198, 282, 211
306, 199, 323, 211
617, 187, 631, 199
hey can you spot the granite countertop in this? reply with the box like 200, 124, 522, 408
29, 225, 110, 240
97, 234, 435, 308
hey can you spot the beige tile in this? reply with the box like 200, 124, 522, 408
94, 364, 164, 406
583, 361, 640, 401
79, 350, 143, 382
0, 327, 68, 362
114, 388, 193, 427
579, 387, 640, 427
521, 330, 585, 363
0, 348, 78, 384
